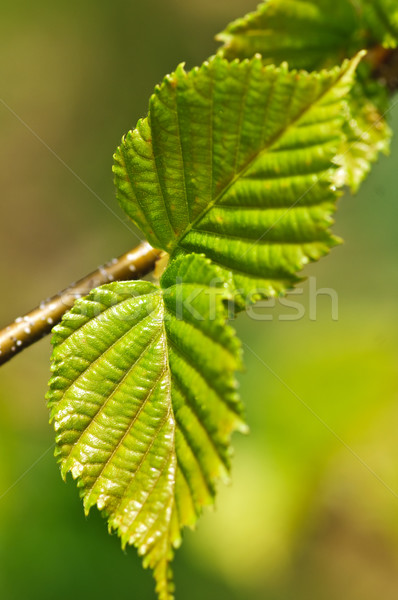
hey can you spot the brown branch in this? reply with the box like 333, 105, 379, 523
367, 45, 398, 93
0, 242, 160, 366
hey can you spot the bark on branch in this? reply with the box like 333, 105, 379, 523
0, 242, 160, 366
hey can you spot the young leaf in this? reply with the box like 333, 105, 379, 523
216, 0, 359, 70
47, 254, 246, 600
113, 54, 361, 308
361, 0, 398, 48
337, 93, 391, 192
216, 0, 394, 193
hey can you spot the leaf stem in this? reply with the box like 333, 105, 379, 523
0, 242, 160, 366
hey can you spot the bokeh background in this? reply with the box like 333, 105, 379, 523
1, 1, 398, 598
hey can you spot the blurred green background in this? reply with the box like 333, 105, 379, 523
1, 1, 398, 598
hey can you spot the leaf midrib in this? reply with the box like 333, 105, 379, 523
168, 59, 353, 257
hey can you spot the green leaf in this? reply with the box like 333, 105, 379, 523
47, 253, 246, 600
216, 0, 359, 70
336, 92, 391, 192
216, 1, 393, 193
361, 0, 398, 48
113, 54, 361, 309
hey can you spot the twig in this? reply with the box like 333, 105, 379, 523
367, 45, 398, 92
0, 242, 160, 366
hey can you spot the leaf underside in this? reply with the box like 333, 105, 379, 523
337, 93, 391, 192
216, 0, 398, 64
216, 0, 395, 191
114, 54, 361, 309
47, 254, 246, 599
216, 0, 359, 69
361, 0, 398, 48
